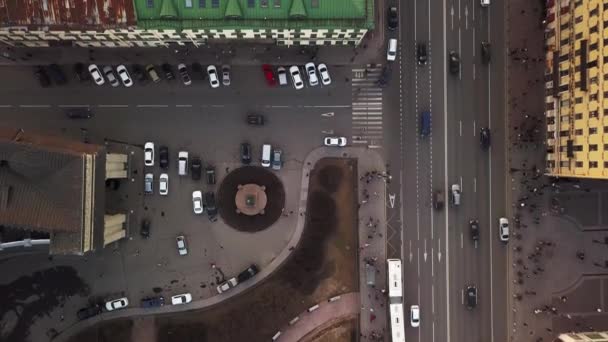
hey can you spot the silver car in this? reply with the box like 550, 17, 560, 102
222, 65, 231, 86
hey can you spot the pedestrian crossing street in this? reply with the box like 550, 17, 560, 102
351, 65, 384, 148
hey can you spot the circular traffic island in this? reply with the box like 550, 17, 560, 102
217, 166, 285, 232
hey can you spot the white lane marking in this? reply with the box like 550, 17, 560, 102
59, 104, 89, 108
211, 104, 224, 108
432, 284, 435, 313
137, 104, 168, 108
443, 0, 452, 339
0, 105, 13, 108
450, 5, 455, 30
474, 177, 477, 193
414, 0, 417, 37
458, 28, 462, 80
473, 63, 476, 80
424, 239, 428, 262
432, 246, 435, 276
305, 105, 351, 108
461, 288, 465, 304
417, 247, 421, 277
465, 5, 469, 29
176, 104, 192, 108
473, 27, 476, 57
19, 104, 51, 108
460, 176, 463, 190
458, 0, 461, 20
488, 6, 495, 342
473, 120, 477, 135
98, 104, 129, 108
460, 232, 464, 248
438, 239, 442, 262
459, 120, 462, 136
409, 238, 413, 263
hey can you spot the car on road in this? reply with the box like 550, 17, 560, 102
144, 142, 154, 166
247, 114, 265, 126
207, 65, 220, 88
161, 63, 175, 80
77, 305, 102, 320
140, 218, 151, 238
159, 173, 168, 196
141, 296, 164, 308
466, 286, 478, 309
387, 38, 398, 61
222, 65, 231, 86
178, 151, 189, 176
272, 149, 282, 170
420, 111, 431, 137
159, 146, 169, 169
191, 157, 202, 181
262, 64, 276, 86
206, 166, 216, 185
305, 62, 319, 86
324, 136, 347, 147
145, 64, 161, 83
88, 64, 105, 86
449, 51, 460, 74
171, 293, 192, 305
34, 66, 51, 87
102, 65, 119, 87
144, 173, 154, 195
481, 41, 491, 64
237, 264, 259, 283
130, 64, 147, 84
410, 305, 420, 327
289, 66, 304, 90
317, 63, 331, 86
66, 108, 93, 119
277, 66, 288, 86
470, 219, 480, 241
417, 42, 428, 66
387, 6, 398, 30
241, 142, 252, 164
48, 64, 67, 85
74, 63, 90, 82
451, 183, 461, 206
205, 192, 218, 221
192, 190, 204, 214
116, 65, 133, 87
216, 277, 238, 294
176, 235, 188, 255
480, 127, 491, 148
177, 63, 192, 86
499, 217, 509, 242
105, 297, 129, 311
433, 190, 444, 210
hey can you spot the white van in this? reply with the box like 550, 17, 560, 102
261, 144, 272, 167
387, 38, 398, 61
480, 0, 490, 6
178, 151, 189, 176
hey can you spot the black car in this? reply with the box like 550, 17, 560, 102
247, 114, 265, 126
205, 192, 218, 221
141, 296, 164, 308
206, 166, 216, 185
161, 63, 175, 80
48, 64, 67, 85
417, 42, 428, 66
480, 127, 491, 148
131, 64, 148, 83
376, 65, 391, 88
158, 146, 169, 169
449, 51, 460, 75
77, 305, 102, 320
140, 219, 151, 238
191, 157, 202, 181
191, 62, 206, 80
387, 6, 398, 30
74, 63, 90, 82
34, 66, 51, 87
66, 108, 93, 119
469, 219, 480, 241
481, 41, 491, 64
241, 143, 252, 164
466, 285, 477, 309
237, 264, 259, 283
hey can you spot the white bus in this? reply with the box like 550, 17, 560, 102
387, 258, 403, 299
389, 303, 406, 342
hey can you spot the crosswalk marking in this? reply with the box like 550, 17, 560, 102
351, 65, 384, 148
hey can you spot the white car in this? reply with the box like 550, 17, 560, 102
102, 65, 119, 87
105, 297, 129, 311
159, 173, 168, 196
192, 190, 204, 214
387, 38, 398, 61
222, 65, 231, 86
499, 217, 510, 242
317, 63, 331, 85
177, 63, 191, 86
289, 66, 304, 90
324, 136, 347, 147
305, 62, 319, 86
116, 65, 133, 87
88, 64, 105, 86
410, 305, 420, 327
176, 235, 188, 256
144, 142, 154, 166
207, 65, 220, 88
171, 293, 192, 305
216, 277, 238, 294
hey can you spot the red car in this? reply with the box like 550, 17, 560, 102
262, 64, 277, 86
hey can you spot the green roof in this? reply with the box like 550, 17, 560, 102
134, 0, 374, 30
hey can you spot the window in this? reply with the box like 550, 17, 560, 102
248, 0, 254, 7
604, 161, 608, 168
589, 161, 598, 168
199, 0, 205, 6
575, 113, 583, 119
589, 127, 598, 134
560, 23, 569, 30
590, 42, 598, 50
605, 143, 608, 150
575, 161, 583, 167
604, 126, 608, 133
575, 32, 583, 40
590, 144, 598, 151
590, 110, 598, 118
575, 97, 582, 104
573, 129, 582, 136
212, 0, 219, 7
185, 0, 192, 7
261, 0, 268, 7
147, 0, 154, 7
274, 0, 281, 7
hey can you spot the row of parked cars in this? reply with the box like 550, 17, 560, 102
77, 292, 193, 320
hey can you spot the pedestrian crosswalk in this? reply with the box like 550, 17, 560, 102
351, 65, 384, 148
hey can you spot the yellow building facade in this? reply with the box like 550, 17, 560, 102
545, 0, 608, 178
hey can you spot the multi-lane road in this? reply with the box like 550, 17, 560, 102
384, 0, 508, 341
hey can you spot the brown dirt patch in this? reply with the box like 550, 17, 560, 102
300, 315, 359, 342
68, 319, 132, 342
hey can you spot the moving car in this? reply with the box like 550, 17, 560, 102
481, 41, 491, 64
192, 190, 204, 214
145, 64, 161, 83
176, 235, 188, 255
144, 142, 155, 166
247, 114, 265, 126
102, 65, 119, 87
116, 65, 133, 87
417, 42, 428, 66
420, 111, 431, 137
470, 219, 480, 241
159, 146, 169, 169
34, 66, 51, 87
66, 108, 93, 119
277, 66, 288, 86
206, 166, 216, 185
317, 63, 331, 86
216, 277, 238, 294
289, 66, 304, 90
449, 51, 460, 75
451, 183, 461, 206
499, 217, 509, 242
305, 62, 319, 86
387, 6, 398, 30
272, 149, 282, 170
480, 127, 491, 148
466, 286, 478, 309
48, 64, 67, 85
410, 305, 420, 327
161, 63, 174, 80
387, 38, 398, 61
77, 305, 102, 320
141, 296, 165, 308
177, 63, 192, 86
191, 157, 202, 181
159, 173, 168, 196
262, 64, 277, 86
88, 64, 105, 86
207, 65, 220, 88
144, 173, 153, 195
241, 143, 252, 164
140, 218, 151, 238
222, 65, 231, 86
324, 136, 347, 147
171, 293, 192, 305
205, 192, 218, 221
237, 264, 259, 283
105, 297, 129, 311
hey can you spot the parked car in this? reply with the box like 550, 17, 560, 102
410, 305, 420, 327
116, 65, 133, 87
272, 149, 282, 170
305, 62, 319, 86
74, 63, 90, 82
241, 143, 252, 164
191, 62, 206, 80
499, 217, 510, 242
171, 293, 192, 305
176, 235, 188, 255
77, 305, 102, 320
140, 218, 151, 238
247, 114, 264, 126
131, 64, 147, 83
466, 286, 478, 309
262, 64, 276, 86
289, 65, 304, 90
105, 297, 129, 311
159, 173, 168, 196
480, 127, 491, 148
205, 192, 218, 220
178, 151, 189, 176
145, 64, 161, 83
103, 65, 119, 87
34, 66, 51, 87
206, 166, 216, 185
66, 108, 93, 119
222, 65, 231, 86
161, 63, 174, 80
451, 183, 461, 206
481, 41, 491, 64
324, 136, 347, 147
387, 6, 398, 30
48, 64, 67, 85
277, 66, 288, 86
192, 190, 204, 214
207, 65, 220, 88
433, 190, 444, 210
449, 51, 460, 74
88, 64, 105, 86
144, 142, 155, 166
470, 219, 480, 241
317, 63, 331, 86
159, 146, 169, 169
417, 42, 428, 66
191, 157, 202, 181
216, 277, 238, 294
141, 296, 164, 308
144, 173, 154, 195
177, 63, 192, 86
237, 264, 259, 283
